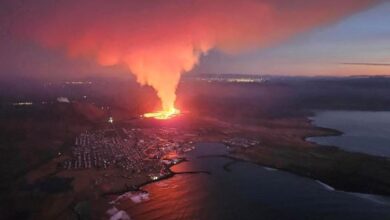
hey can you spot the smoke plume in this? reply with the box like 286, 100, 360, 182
10, 0, 379, 111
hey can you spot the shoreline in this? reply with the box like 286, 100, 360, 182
198, 149, 390, 200
103, 156, 210, 197
9, 112, 390, 219
108, 136, 390, 202
107, 142, 390, 220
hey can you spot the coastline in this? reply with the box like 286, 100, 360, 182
110, 110, 390, 206
8, 112, 390, 219
107, 141, 390, 220
84, 113, 390, 220
229, 113, 390, 196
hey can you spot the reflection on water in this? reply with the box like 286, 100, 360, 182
115, 143, 390, 220
308, 111, 390, 157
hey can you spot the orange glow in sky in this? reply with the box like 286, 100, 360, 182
8, 0, 381, 110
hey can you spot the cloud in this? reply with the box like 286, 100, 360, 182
6, 0, 381, 110
341, 62, 390, 66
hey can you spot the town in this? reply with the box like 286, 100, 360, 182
61, 123, 196, 180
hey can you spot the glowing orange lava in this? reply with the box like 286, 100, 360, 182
143, 108, 180, 120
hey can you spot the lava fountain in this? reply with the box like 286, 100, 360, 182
143, 108, 181, 120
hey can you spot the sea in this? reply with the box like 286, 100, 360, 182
110, 141, 390, 220
308, 111, 390, 157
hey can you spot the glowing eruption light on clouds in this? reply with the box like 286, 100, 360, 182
10, 0, 380, 119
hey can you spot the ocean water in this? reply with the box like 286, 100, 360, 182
115, 143, 390, 220
308, 111, 390, 157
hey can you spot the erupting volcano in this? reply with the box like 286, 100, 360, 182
9, 0, 379, 119
143, 108, 181, 120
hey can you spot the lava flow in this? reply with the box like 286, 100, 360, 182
143, 108, 181, 120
